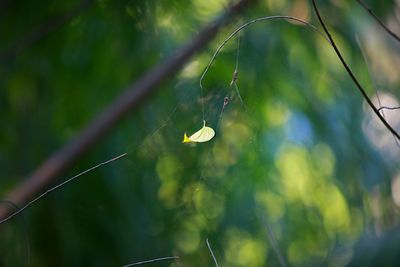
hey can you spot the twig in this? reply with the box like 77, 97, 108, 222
206, 238, 220, 267
216, 96, 229, 129
378, 106, 400, 112
122, 256, 179, 267
200, 16, 328, 181
229, 33, 241, 87
199, 15, 331, 92
0, 153, 127, 224
356, 0, 400, 43
259, 212, 287, 267
199, 16, 329, 117
311, 0, 400, 141
0, 0, 252, 221
356, 36, 400, 148
230, 34, 246, 107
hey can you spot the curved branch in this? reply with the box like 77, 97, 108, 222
378, 106, 400, 112
200, 16, 331, 91
356, 0, 400, 43
311, 0, 400, 141
0, 0, 252, 221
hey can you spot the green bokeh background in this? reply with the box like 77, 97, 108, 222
1, 0, 400, 266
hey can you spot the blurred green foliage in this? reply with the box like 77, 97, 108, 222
1, 0, 400, 266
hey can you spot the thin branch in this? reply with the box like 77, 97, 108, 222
0, 0, 94, 63
199, 15, 331, 92
0, 0, 252, 221
199, 15, 329, 118
259, 212, 287, 267
216, 97, 229, 129
206, 238, 220, 267
356, 36, 400, 148
378, 106, 400, 112
311, 0, 400, 141
0, 153, 127, 224
355, 37, 383, 111
356, 0, 400, 43
121, 256, 179, 267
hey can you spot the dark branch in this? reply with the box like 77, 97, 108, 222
0, 0, 252, 221
311, 0, 400, 141
356, 0, 400, 43
378, 106, 400, 112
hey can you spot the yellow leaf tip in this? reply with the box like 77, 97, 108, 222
182, 133, 191, 143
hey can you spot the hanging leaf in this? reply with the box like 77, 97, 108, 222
183, 121, 215, 143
